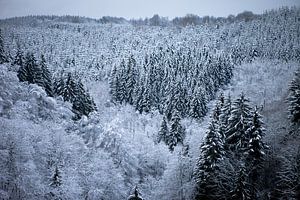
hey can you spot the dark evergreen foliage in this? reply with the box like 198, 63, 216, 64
157, 115, 169, 144
287, 68, 300, 123
109, 47, 233, 119
0, 29, 8, 64
194, 119, 225, 200
195, 94, 268, 200
226, 93, 252, 151
230, 166, 251, 200
40, 54, 54, 96
53, 72, 97, 119
168, 109, 185, 152
12, 45, 24, 66
50, 166, 62, 188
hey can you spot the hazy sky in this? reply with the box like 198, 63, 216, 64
0, 0, 299, 19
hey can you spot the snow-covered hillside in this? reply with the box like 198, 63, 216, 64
0, 7, 300, 200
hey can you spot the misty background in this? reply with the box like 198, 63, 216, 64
1, 0, 300, 19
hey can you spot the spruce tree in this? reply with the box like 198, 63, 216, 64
220, 94, 232, 126
40, 54, 54, 96
226, 93, 252, 151
17, 55, 29, 82
53, 75, 65, 97
157, 115, 169, 144
245, 107, 267, 199
125, 55, 137, 104
189, 92, 207, 120
168, 109, 185, 152
287, 68, 300, 123
194, 118, 225, 199
118, 59, 127, 104
0, 28, 8, 64
17, 52, 41, 84
50, 166, 62, 188
109, 65, 120, 103
63, 73, 77, 102
246, 107, 266, 163
13, 45, 24, 66
231, 165, 251, 200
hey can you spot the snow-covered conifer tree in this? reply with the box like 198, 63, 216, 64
157, 115, 169, 144
194, 118, 225, 199
226, 93, 252, 151
287, 68, 300, 123
125, 55, 137, 104
0, 29, 8, 64
168, 109, 185, 152
13, 45, 24, 67
40, 54, 54, 96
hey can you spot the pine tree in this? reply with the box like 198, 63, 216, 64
53, 75, 65, 96
189, 92, 207, 120
231, 165, 251, 200
72, 80, 97, 119
226, 93, 252, 151
17, 52, 42, 85
194, 118, 225, 200
245, 107, 267, 199
168, 109, 185, 152
0, 28, 8, 64
287, 68, 300, 123
17, 55, 29, 82
13, 45, 24, 66
128, 186, 143, 200
50, 166, 62, 188
133, 81, 144, 113
246, 107, 266, 163
109, 65, 120, 103
118, 59, 127, 104
125, 55, 137, 104
220, 94, 232, 126
40, 54, 54, 96
140, 82, 151, 113
63, 73, 77, 102
157, 115, 169, 144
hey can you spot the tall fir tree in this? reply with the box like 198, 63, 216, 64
194, 118, 225, 200
0, 28, 8, 64
50, 166, 62, 188
287, 68, 300, 123
244, 107, 267, 199
189, 91, 207, 120
13, 44, 24, 66
226, 93, 252, 151
72, 80, 97, 119
109, 64, 120, 103
168, 109, 185, 152
63, 73, 77, 102
53, 75, 65, 97
125, 55, 137, 104
230, 165, 251, 200
157, 115, 169, 145
40, 54, 54, 96
17, 52, 43, 86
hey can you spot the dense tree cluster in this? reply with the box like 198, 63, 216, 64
110, 47, 233, 120
194, 93, 267, 200
157, 109, 186, 152
54, 72, 97, 120
14, 48, 96, 119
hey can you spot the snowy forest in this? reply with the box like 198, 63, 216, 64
0, 6, 300, 200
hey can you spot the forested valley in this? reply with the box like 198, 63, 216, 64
0, 7, 299, 200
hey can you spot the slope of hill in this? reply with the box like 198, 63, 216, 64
0, 6, 299, 200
